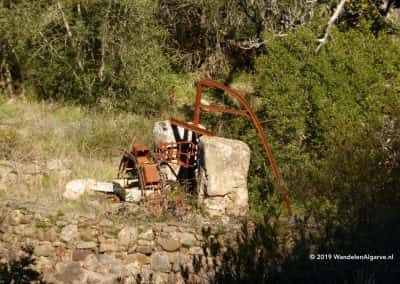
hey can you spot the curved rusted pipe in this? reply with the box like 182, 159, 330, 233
193, 79, 292, 216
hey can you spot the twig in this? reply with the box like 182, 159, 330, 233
315, 0, 347, 53
57, 1, 72, 38
226, 38, 265, 50
98, 5, 111, 81
3, 63, 14, 96
77, 0, 81, 16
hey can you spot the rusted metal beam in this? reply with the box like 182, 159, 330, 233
200, 104, 249, 117
170, 118, 214, 136
192, 79, 292, 216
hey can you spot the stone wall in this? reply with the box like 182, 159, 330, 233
0, 202, 243, 284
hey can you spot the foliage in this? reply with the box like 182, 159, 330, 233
200, 202, 400, 283
0, 1, 400, 280
342, 0, 389, 30
251, 24, 400, 215
157, 0, 314, 77
0, 0, 172, 113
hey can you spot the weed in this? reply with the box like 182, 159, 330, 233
35, 221, 49, 229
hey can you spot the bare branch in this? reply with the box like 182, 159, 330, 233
77, 0, 81, 16
98, 2, 112, 82
57, 1, 72, 38
227, 38, 265, 50
316, 0, 347, 53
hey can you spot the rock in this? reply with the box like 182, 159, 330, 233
13, 225, 26, 235
198, 136, 250, 216
83, 254, 100, 271
89, 181, 114, 193
124, 253, 150, 266
203, 197, 227, 216
79, 228, 97, 242
139, 228, 154, 240
60, 224, 78, 243
24, 226, 37, 238
96, 275, 120, 284
153, 120, 178, 145
162, 226, 177, 233
99, 219, 114, 227
99, 239, 119, 252
178, 232, 196, 247
84, 270, 104, 284
98, 253, 117, 263
150, 252, 170, 272
198, 135, 250, 196
72, 249, 92, 261
34, 243, 54, 257
8, 210, 24, 225
53, 241, 65, 247
154, 272, 169, 284
36, 256, 54, 273
63, 179, 95, 200
157, 238, 181, 252
77, 241, 97, 250
170, 273, 186, 284
172, 253, 193, 273
140, 268, 155, 283
125, 188, 142, 203
118, 226, 138, 246
189, 246, 203, 255
109, 263, 127, 277
55, 261, 82, 283
124, 265, 141, 281
137, 239, 154, 247
136, 246, 153, 255
45, 227, 58, 242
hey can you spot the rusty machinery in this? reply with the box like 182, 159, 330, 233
118, 79, 292, 215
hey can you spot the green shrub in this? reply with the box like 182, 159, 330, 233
1, 0, 173, 114
251, 24, 400, 215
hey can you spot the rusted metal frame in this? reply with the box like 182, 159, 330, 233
122, 147, 162, 195
170, 118, 214, 136
193, 79, 292, 216
200, 105, 249, 117
118, 150, 136, 179
156, 141, 198, 168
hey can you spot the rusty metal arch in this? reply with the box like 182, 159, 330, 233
192, 79, 292, 216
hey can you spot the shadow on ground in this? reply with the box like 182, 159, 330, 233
199, 194, 400, 283
0, 246, 44, 284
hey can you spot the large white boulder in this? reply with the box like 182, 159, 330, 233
153, 120, 177, 145
153, 120, 202, 146
63, 179, 96, 200
197, 136, 250, 216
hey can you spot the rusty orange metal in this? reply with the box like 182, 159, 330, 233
117, 80, 291, 216
155, 141, 198, 168
118, 144, 161, 191
169, 118, 214, 136
191, 79, 292, 216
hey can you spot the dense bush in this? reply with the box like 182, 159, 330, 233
0, 0, 172, 113
157, 0, 314, 77
250, 24, 400, 216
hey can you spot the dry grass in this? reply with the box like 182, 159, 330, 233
0, 96, 160, 212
